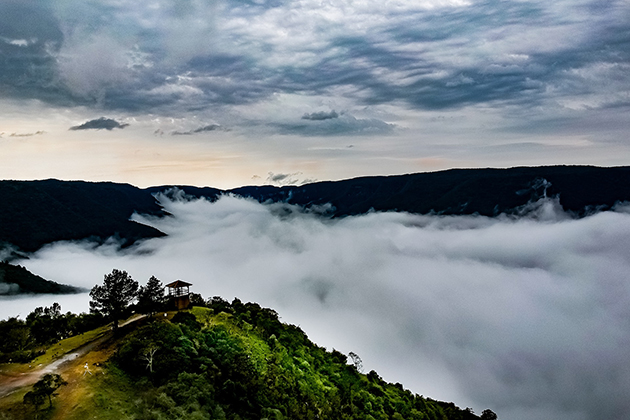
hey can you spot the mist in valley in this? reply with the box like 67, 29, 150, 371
3, 192, 630, 420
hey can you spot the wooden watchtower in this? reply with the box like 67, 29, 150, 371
165, 280, 192, 310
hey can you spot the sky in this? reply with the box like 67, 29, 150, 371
2, 194, 630, 420
1, 0, 629, 188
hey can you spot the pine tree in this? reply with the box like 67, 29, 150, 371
137, 275, 165, 317
89, 269, 139, 331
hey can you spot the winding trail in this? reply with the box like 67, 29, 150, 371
0, 314, 144, 399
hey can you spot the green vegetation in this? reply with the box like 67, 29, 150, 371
137, 276, 166, 317
0, 303, 105, 363
23, 374, 67, 411
104, 297, 491, 420
0, 272, 497, 419
0, 272, 162, 364
30, 322, 111, 367
62, 364, 143, 420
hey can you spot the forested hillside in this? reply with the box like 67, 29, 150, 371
0, 262, 84, 295
0, 179, 166, 253
0, 298, 497, 420
101, 298, 495, 419
233, 165, 630, 217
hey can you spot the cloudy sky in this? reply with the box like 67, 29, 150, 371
1, 0, 629, 188
2, 194, 630, 420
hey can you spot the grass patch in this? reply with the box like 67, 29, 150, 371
30, 326, 110, 367
32, 313, 143, 367
58, 365, 139, 420
0, 362, 29, 376
189, 306, 214, 325
0, 386, 51, 420
0, 385, 29, 407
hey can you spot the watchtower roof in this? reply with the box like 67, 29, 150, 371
165, 280, 192, 288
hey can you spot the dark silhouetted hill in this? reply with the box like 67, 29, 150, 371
0, 261, 84, 295
1, 166, 630, 253
0, 179, 167, 253
231, 165, 630, 216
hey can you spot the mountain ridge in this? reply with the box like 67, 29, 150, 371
2, 165, 630, 254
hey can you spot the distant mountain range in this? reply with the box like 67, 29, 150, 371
1, 165, 630, 254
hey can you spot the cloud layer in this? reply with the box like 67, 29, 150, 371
1, 0, 629, 187
1, 0, 628, 137
6, 195, 630, 420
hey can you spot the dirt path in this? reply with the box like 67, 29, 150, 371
0, 314, 144, 399
48, 330, 125, 420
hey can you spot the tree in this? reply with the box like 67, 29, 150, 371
481, 409, 498, 420
23, 388, 46, 413
27, 303, 67, 344
24, 373, 67, 410
348, 351, 363, 373
189, 292, 205, 307
347, 351, 363, 415
137, 275, 165, 317
44, 302, 62, 319
90, 269, 139, 331
141, 345, 159, 373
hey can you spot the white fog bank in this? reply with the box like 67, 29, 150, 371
5, 194, 630, 420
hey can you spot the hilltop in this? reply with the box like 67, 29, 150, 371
0, 298, 496, 420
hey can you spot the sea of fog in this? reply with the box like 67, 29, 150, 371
2, 193, 630, 420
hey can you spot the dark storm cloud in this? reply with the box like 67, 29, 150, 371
0, 1, 68, 103
265, 0, 626, 112
88, 54, 276, 113
189, 124, 224, 133
172, 124, 225, 135
232, 0, 628, 112
276, 113, 395, 137
370, 0, 623, 109
69, 117, 129, 131
269, 173, 290, 183
302, 110, 339, 121
0, 1, 61, 41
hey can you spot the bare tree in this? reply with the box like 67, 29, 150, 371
141, 345, 159, 373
